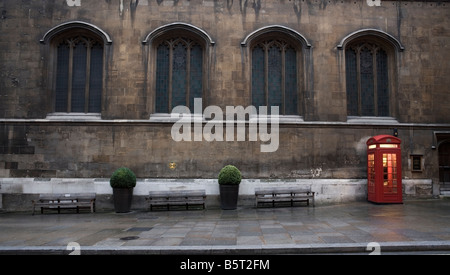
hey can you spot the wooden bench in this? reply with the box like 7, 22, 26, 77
32, 193, 96, 215
255, 187, 315, 208
146, 190, 206, 211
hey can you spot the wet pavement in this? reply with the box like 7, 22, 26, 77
0, 199, 450, 255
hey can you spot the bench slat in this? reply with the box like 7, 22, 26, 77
147, 190, 206, 211
255, 189, 312, 194
255, 187, 315, 208
39, 193, 96, 198
32, 193, 96, 215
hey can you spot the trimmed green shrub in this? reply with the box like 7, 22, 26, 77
218, 165, 242, 185
110, 167, 137, 189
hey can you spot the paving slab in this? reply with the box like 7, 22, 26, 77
0, 199, 450, 255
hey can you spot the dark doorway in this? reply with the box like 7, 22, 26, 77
439, 141, 450, 184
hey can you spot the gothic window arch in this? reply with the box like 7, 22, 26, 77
41, 21, 111, 115
345, 41, 390, 117
155, 36, 203, 113
143, 23, 215, 115
242, 26, 311, 118
53, 34, 104, 113
251, 38, 299, 115
339, 29, 404, 119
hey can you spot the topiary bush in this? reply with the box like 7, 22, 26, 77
110, 167, 137, 189
218, 165, 242, 185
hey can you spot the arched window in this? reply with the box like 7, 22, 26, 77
338, 29, 404, 119
155, 37, 203, 113
251, 39, 298, 115
41, 21, 111, 115
242, 26, 311, 117
54, 34, 103, 113
345, 41, 389, 117
143, 23, 214, 115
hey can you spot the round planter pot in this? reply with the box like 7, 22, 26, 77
219, 184, 240, 210
112, 187, 134, 213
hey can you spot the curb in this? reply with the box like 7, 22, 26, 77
1, 241, 450, 255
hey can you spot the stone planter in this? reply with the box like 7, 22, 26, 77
112, 187, 134, 213
219, 184, 240, 210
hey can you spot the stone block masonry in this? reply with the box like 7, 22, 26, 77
0, 1, 449, 209
0, 1, 448, 122
0, 177, 433, 211
0, 119, 444, 180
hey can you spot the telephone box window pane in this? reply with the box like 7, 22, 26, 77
368, 154, 375, 194
383, 153, 397, 194
380, 144, 398, 148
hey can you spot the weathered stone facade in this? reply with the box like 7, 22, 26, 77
1, 0, 450, 208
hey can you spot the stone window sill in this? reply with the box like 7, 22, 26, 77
149, 113, 304, 124
45, 113, 102, 121
346, 116, 399, 125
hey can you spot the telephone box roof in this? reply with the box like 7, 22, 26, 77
367, 135, 401, 145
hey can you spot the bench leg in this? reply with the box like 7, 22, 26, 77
41, 207, 44, 214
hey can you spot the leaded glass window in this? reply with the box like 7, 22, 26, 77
251, 39, 298, 115
155, 38, 203, 113
55, 35, 103, 113
346, 42, 389, 117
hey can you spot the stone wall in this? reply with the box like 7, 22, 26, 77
1, 1, 450, 207
0, 119, 445, 180
0, 0, 449, 121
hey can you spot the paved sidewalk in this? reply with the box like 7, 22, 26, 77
1, 199, 450, 255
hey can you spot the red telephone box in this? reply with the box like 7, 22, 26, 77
367, 135, 403, 203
